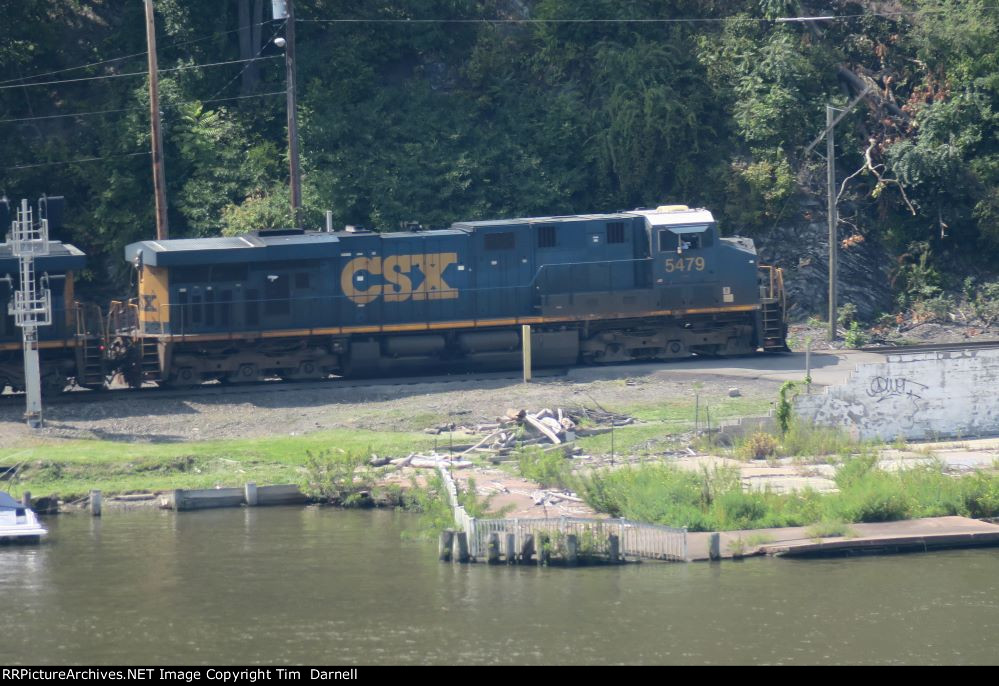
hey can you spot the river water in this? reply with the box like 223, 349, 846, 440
2, 507, 998, 665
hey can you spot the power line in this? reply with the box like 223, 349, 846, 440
3, 151, 151, 172
0, 90, 285, 126
296, 11, 942, 24
203, 20, 289, 103
0, 55, 282, 92
0, 20, 279, 87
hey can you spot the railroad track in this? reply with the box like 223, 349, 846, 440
859, 339, 999, 355
0, 367, 569, 408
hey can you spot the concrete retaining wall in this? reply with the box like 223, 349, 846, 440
794, 348, 999, 441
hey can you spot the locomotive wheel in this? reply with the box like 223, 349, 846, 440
283, 361, 324, 381
225, 363, 259, 384
42, 371, 69, 396
165, 366, 199, 388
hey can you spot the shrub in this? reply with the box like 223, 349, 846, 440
844, 321, 868, 348
742, 431, 779, 460
517, 447, 571, 489
303, 449, 376, 506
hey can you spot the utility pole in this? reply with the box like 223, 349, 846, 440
273, 0, 302, 227
803, 86, 871, 343
826, 105, 837, 342
145, 0, 169, 240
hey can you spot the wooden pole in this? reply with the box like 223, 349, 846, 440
521, 324, 532, 383
145, 0, 169, 240
827, 105, 837, 342
21, 491, 30, 508
487, 533, 501, 564
284, 0, 302, 226
244, 482, 258, 507
90, 489, 102, 517
438, 529, 454, 562
453, 530, 470, 563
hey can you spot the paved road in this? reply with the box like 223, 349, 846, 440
568, 350, 886, 387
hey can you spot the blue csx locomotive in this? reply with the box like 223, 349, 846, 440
113, 204, 787, 386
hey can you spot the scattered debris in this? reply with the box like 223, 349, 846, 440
415, 407, 637, 463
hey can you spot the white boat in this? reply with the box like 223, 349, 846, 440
0, 491, 47, 543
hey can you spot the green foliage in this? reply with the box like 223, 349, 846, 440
837, 303, 858, 328
577, 453, 999, 531
805, 518, 857, 540
776, 380, 799, 435
844, 321, 868, 349
400, 472, 454, 538
5, 0, 999, 300
517, 447, 571, 489
303, 449, 376, 506
740, 431, 779, 460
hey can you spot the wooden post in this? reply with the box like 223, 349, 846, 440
244, 482, 258, 507
805, 337, 813, 393
284, 0, 302, 226
537, 532, 550, 566
521, 324, 532, 383
21, 491, 30, 508
565, 534, 579, 566
172, 489, 184, 511
608, 533, 620, 564
505, 533, 517, 564
90, 489, 102, 517
144, 0, 169, 239
438, 529, 454, 562
520, 533, 535, 564
487, 533, 501, 564
827, 105, 838, 342
709, 532, 721, 561
453, 531, 470, 563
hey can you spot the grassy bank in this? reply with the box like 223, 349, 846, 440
573, 455, 999, 532
0, 429, 434, 500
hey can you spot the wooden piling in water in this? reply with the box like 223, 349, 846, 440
453, 531, 470, 563
566, 534, 579, 566
90, 490, 102, 517
439, 529, 454, 562
608, 533, 620, 563
537, 532, 551, 566
505, 533, 517, 564
244, 482, 258, 507
487, 533, 501, 564
709, 532, 721, 561
521, 533, 535, 564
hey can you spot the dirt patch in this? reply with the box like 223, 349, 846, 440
0, 369, 780, 445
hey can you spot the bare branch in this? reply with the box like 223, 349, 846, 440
837, 138, 917, 215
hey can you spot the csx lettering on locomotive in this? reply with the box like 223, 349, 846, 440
340, 252, 459, 305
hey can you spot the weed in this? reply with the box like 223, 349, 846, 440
805, 519, 857, 540
741, 432, 779, 460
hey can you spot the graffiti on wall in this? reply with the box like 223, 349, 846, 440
866, 376, 929, 403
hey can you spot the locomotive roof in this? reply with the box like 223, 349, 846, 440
0, 241, 86, 272
125, 231, 343, 266
452, 212, 637, 229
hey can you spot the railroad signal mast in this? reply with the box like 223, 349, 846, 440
6, 198, 54, 428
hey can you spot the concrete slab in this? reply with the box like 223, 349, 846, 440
687, 516, 999, 561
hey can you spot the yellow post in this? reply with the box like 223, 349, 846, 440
522, 324, 532, 383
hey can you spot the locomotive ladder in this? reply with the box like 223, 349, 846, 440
139, 337, 161, 382
75, 305, 106, 388
759, 265, 788, 352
